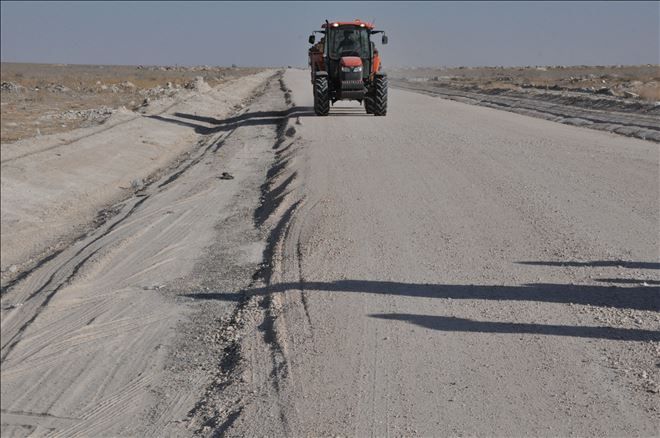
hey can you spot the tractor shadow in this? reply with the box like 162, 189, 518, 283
148, 106, 316, 134
148, 104, 372, 134
326, 106, 373, 117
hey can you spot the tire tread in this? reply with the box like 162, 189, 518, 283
314, 77, 330, 116
373, 76, 387, 116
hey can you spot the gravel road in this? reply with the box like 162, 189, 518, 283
1, 69, 658, 436
224, 70, 659, 436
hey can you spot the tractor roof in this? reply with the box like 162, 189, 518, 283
322, 19, 375, 30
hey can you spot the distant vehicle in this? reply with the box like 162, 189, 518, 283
308, 19, 388, 116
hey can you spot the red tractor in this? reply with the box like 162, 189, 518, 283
308, 19, 388, 116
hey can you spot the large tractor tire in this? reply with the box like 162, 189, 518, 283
372, 75, 387, 116
314, 76, 330, 116
364, 97, 375, 114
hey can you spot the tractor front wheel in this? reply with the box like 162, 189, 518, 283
372, 75, 387, 116
365, 97, 375, 114
314, 76, 330, 116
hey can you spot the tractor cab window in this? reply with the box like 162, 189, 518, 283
328, 28, 369, 59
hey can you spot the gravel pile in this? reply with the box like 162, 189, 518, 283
184, 76, 212, 92
1, 81, 25, 93
36, 106, 117, 123
45, 83, 71, 93
60, 106, 115, 121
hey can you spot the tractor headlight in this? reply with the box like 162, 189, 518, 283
342, 66, 363, 72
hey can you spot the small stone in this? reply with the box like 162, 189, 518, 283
131, 178, 144, 190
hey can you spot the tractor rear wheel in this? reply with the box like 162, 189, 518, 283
372, 75, 387, 116
314, 76, 330, 116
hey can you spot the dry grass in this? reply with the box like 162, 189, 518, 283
1, 63, 261, 89
638, 83, 660, 101
390, 65, 660, 101
1, 63, 264, 144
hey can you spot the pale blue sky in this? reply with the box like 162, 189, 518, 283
1, 1, 658, 67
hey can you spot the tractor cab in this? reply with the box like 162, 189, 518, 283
308, 19, 388, 116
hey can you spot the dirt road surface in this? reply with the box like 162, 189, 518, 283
1, 68, 658, 436
224, 70, 659, 436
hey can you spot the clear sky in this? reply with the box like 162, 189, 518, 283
1, 1, 658, 68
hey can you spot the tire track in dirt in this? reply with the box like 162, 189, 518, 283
0, 96, 258, 361
181, 74, 307, 437
392, 80, 660, 142
0, 72, 286, 436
